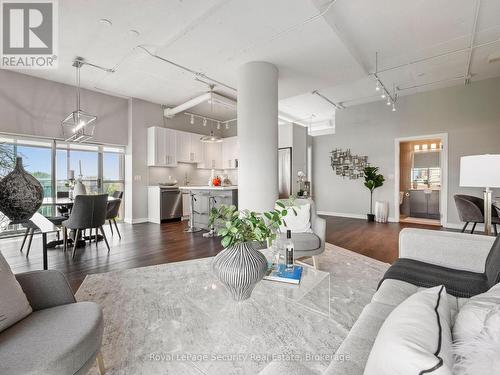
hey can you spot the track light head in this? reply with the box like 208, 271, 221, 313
375, 80, 380, 91
217, 121, 221, 130
386, 98, 391, 106
190, 115, 194, 125
203, 118, 207, 127
392, 103, 396, 112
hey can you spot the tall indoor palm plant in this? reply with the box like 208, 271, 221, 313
363, 166, 385, 222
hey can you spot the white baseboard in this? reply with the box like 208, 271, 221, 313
124, 217, 149, 224
317, 211, 397, 223
444, 222, 488, 231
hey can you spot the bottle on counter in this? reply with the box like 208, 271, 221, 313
285, 229, 294, 271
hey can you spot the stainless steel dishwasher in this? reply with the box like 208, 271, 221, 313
160, 187, 183, 220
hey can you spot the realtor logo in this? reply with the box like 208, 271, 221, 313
1, 0, 58, 69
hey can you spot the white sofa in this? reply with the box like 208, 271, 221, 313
260, 228, 496, 375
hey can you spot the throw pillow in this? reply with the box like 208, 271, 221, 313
453, 283, 500, 342
364, 285, 453, 375
452, 306, 500, 375
278, 203, 312, 233
0, 250, 32, 333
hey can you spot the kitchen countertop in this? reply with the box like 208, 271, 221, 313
179, 185, 238, 191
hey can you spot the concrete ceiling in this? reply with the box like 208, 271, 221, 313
14, 0, 500, 133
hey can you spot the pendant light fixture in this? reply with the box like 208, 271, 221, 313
61, 58, 97, 143
200, 130, 222, 143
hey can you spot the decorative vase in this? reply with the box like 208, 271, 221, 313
0, 157, 44, 222
73, 179, 87, 196
212, 242, 268, 301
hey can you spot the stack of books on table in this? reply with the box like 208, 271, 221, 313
264, 263, 303, 285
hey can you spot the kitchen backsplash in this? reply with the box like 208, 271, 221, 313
148, 164, 238, 186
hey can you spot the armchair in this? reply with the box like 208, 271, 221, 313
454, 194, 499, 235
278, 198, 326, 269
0, 268, 105, 375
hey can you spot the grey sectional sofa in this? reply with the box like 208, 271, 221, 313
261, 228, 496, 375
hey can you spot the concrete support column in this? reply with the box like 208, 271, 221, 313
237, 61, 279, 212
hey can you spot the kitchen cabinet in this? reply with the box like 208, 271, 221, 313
222, 136, 239, 169
199, 142, 223, 169
147, 127, 177, 167
176, 131, 203, 163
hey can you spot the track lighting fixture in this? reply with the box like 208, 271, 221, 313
386, 98, 391, 106
375, 80, 380, 91
392, 103, 396, 112
225, 123, 229, 129
217, 121, 221, 130
203, 118, 207, 127
190, 114, 194, 124
381, 92, 386, 99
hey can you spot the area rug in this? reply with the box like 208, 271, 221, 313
77, 243, 389, 375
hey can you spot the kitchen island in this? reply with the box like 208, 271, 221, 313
180, 186, 238, 230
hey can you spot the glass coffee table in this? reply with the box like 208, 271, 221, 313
79, 253, 337, 375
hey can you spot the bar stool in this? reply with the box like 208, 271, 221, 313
185, 191, 202, 233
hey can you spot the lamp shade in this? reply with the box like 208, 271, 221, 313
460, 154, 500, 188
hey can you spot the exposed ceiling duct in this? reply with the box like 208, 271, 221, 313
164, 92, 236, 117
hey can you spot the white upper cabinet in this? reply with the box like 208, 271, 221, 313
176, 131, 191, 162
176, 131, 203, 163
149, 127, 236, 169
190, 133, 203, 163
147, 127, 177, 167
222, 137, 239, 169
200, 142, 223, 170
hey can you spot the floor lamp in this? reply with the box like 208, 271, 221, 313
460, 155, 500, 236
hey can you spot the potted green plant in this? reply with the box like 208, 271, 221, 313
363, 166, 385, 222
209, 200, 295, 301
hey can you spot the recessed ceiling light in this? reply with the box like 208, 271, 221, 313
99, 18, 112, 27
128, 29, 140, 37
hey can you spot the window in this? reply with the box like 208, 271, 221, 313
0, 137, 54, 216
102, 147, 125, 218
0, 134, 125, 222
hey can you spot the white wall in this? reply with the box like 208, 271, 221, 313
0, 70, 129, 145
312, 77, 500, 226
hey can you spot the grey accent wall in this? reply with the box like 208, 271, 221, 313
312, 77, 500, 226
0, 70, 129, 145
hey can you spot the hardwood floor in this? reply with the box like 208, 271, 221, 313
4, 216, 448, 292
4, 220, 223, 292
323, 216, 447, 264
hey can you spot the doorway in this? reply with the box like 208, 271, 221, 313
394, 134, 448, 226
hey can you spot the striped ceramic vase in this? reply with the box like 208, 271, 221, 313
212, 242, 268, 301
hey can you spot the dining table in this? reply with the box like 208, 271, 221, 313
41, 195, 120, 248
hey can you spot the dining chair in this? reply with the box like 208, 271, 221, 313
55, 191, 70, 216
112, 191, 123, 199
62, 194, 110, 258
19, 222, 37, 258
20, 193, 69, 256
106, 198, 122, 239
454, 194, 499, 235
